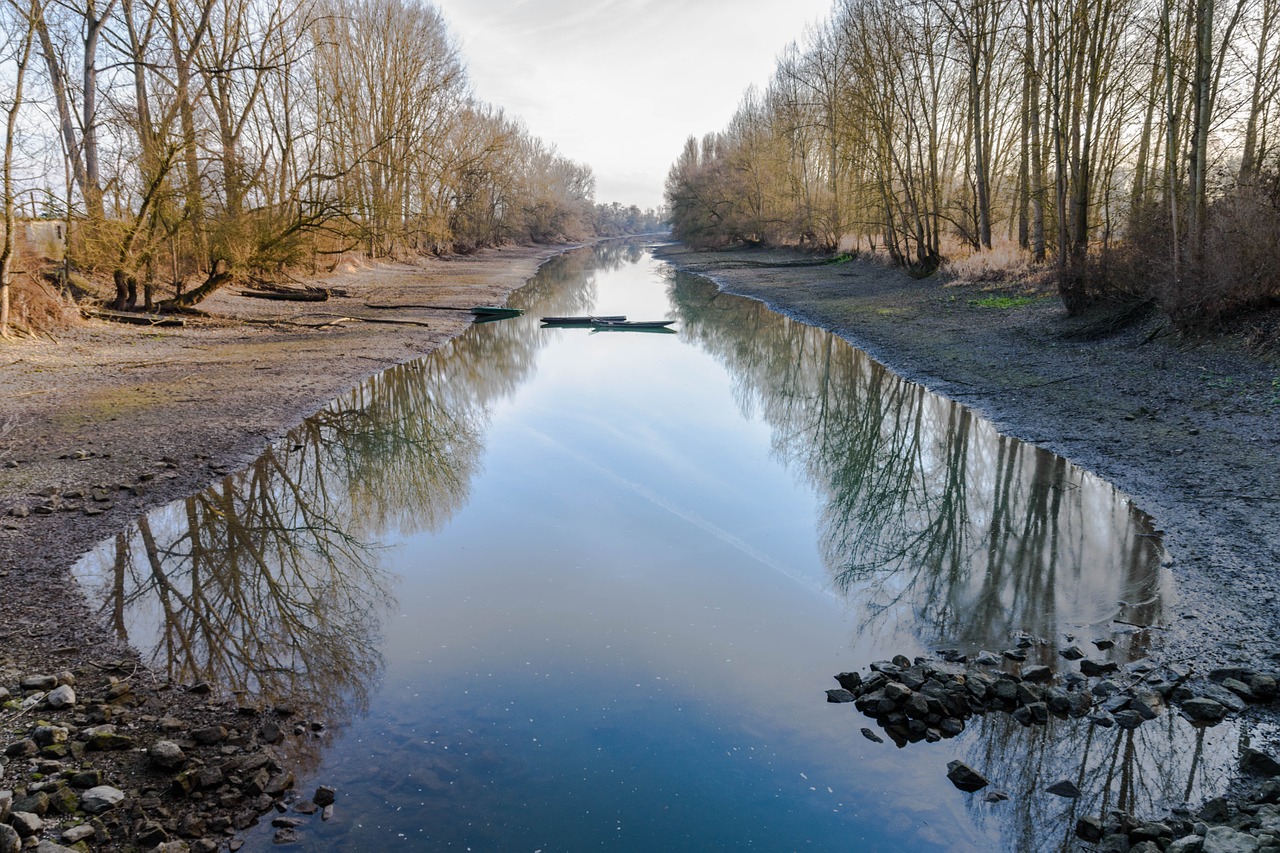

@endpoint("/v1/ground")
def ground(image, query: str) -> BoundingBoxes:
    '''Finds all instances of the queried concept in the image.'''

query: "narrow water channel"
[75,242,1242,851]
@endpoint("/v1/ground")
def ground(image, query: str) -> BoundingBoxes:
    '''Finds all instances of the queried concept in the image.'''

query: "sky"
[433,0,836,212]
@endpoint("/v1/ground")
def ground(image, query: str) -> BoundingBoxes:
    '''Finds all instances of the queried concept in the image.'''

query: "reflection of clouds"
[668,270,1167,654]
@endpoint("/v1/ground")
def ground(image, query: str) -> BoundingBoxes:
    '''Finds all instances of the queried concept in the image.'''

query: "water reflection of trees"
[76,242,643,734]
[669,270,1166,652]
[667,268,1220,852]
[966,710,1241,853]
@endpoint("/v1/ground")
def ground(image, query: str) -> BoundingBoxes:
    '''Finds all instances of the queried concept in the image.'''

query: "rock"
[1241,748,1280,777]
[1181,698,1228,723]
[1047,779,1082,798]
[0,824,17,853]
[1077,815,1105,842]
[135,822,167,847]
[1060,646,1086,660]
[313,786,336,807]
[12,792,49,816]
[86,730,135,751]
[1081,659,1120,676]
[31,726,68,747]
[149,740,187,771]
[69,770,103,789]
[1098,834,1133,853]
[1130,842,1161,853]
[1023,665,1052,682]
[860,728,884,744]
[1114,710,1145,729]
[1167,836,1205,853]
[835,671,863,692]
[60,825,95,844]
[9,811,42,837]
[0,790,9,821]
[826,689,857,703]
[939,717,965,737]
[44,685,75,710]
[1202,825,1262,853]
[265,772,295,797]
[79,785,125,814]
[982,790,1009,803]
[1251,674,1278,700]
[1131,694,1161,720]
[1201,797,1232,822]
[191,725,227,745]
[946,761,990,792]
[1002,649,1027,662]
[274,828,300,844]
[1094,638,1116,650]
[19,675,57,691]
[1222,678,1256,701]
[260,718,284,744]
[293,801,318,815]
[4,739,37,758]
[973,651,1002,666]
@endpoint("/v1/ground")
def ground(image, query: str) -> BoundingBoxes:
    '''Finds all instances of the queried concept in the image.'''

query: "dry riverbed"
[0,238,1278,851]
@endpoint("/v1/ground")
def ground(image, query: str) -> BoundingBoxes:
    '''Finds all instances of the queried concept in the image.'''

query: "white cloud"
[436,0,833,210]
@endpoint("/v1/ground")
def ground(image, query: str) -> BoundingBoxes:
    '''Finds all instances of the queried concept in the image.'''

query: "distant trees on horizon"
[665,0,1280,329]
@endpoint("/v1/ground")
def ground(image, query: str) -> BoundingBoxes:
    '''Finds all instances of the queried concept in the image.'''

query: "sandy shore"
[655,243,1280,673]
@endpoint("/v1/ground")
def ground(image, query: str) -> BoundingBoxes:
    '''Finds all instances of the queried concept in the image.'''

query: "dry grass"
[938,241,1059,298]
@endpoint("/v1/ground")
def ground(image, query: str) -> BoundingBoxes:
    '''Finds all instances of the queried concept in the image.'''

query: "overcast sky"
[433,0,835,212]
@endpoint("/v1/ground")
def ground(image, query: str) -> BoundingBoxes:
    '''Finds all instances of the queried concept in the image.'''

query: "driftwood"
[82,307,186,327]
[241,288,330,302]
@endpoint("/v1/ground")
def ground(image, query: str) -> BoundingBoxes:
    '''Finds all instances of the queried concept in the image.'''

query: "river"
[74,241,1241,851]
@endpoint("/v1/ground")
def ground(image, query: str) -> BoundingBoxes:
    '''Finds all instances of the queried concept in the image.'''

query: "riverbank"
[655,243,1280,674]
[0,243,576,851]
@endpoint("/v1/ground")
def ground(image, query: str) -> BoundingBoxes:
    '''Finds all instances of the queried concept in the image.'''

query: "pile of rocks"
[826,647,1280,748]
[0,663,332,851]
[827,647,1280,851]
[1072,792,1280,853]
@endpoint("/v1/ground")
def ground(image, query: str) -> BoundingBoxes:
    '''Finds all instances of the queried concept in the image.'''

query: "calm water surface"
[76,243,1245,851]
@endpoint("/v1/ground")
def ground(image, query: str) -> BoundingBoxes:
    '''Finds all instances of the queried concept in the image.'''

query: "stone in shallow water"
[946,760,989,792]
[860,728,883,744]
[1046,779,1081,798]
[825,689,856,704]
[1180,697,1228,723]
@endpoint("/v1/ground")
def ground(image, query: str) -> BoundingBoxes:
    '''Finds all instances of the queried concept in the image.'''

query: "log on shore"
[240,288,330,302]
[82,307,186,327]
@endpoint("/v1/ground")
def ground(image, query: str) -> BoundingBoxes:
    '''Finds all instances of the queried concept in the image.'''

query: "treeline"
[0,0,662,330]
[665,0,1280,328]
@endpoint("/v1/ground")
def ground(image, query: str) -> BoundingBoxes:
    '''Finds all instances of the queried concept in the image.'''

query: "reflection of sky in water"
[72,243,1251,851]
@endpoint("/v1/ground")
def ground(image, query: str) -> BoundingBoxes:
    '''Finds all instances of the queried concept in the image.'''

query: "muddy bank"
[0,243,576,850]
[655,243,1280,673]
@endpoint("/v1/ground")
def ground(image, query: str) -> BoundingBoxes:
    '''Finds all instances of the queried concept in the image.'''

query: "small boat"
[471,305,522,317]
[591,319,675,329]
[540,315,626,325]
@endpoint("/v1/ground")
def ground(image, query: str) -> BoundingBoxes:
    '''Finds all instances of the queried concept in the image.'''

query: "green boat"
[471,305,523,317]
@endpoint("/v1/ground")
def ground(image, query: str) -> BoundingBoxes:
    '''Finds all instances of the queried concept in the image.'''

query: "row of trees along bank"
[664,0,1280,331]
[0,0,664,337]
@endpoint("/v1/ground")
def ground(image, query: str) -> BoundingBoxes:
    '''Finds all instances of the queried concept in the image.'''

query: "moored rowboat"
[540,315,626,325]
